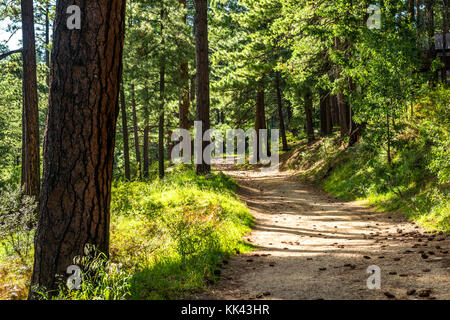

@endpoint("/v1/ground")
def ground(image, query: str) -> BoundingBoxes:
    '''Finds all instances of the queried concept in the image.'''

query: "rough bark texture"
[194,0,211,175]
[131,83,141,179]
[120,84,131,181]
[21,0,40,199]
[30,0,126,296]
[303,88,315,144]
[275,72,288,151]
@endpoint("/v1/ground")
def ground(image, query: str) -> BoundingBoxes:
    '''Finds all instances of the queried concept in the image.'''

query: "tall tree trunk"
[255,82,266,161]
[442,0,448,82]
[303,88,315,144]
[45,0,50,86]
[409,0,415,21]
[275,72,288,151]
[21,0,40,199]
[325,94,332,134]
[194,0,211,175]
[30,0,126,297]
[179,0,190,130]
[120,83,131,181]
[337,91,349,137]
[319,93,328,137]
[159,8,166,180]
[425,0,437,80]
[143,86,150,178]
[330,95,339,128]
[131,83,141,179]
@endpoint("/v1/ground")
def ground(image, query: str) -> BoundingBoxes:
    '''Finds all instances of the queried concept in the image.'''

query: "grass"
[0,164,253,300]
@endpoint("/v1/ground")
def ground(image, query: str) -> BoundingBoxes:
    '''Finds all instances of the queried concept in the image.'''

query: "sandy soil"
[192,163,450,300]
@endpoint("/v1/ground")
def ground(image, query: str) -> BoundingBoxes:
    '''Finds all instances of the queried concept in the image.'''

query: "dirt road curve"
[192,164,450,300]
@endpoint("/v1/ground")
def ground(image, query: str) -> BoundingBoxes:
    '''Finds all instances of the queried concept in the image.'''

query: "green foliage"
[109,166,253,299]
[0,187,37,263]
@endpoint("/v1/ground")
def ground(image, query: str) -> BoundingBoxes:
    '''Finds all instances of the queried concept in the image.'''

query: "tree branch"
[0,49,22,61]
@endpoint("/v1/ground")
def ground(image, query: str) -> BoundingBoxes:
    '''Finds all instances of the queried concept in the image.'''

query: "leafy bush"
[0,187,37,262]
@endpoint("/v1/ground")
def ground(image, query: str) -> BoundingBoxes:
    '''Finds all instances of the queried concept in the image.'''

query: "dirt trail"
[193,164,450,300]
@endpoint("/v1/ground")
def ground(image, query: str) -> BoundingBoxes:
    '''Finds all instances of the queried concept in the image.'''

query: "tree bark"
[303,88,315,144]
[29,0,126,297]
[120,83,131,181]
[21,0,40,199]
[194,0,211,175]
[131,83,141,179]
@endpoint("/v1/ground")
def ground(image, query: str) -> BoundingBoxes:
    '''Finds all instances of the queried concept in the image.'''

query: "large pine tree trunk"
[275,72,288,151]
[194,0,211,175]
[30,0,126,296]
[131,83,141,179]
[21,0,40,199]
[120,83,131,181]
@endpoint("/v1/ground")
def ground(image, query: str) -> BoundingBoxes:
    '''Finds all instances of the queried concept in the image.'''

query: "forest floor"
[191,161,450,300]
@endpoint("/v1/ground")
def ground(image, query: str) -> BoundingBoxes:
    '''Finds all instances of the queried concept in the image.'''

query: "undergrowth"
[283,85,449,233]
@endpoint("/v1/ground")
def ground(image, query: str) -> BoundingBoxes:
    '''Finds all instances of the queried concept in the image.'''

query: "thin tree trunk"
[325,94,332,134]
[45,0,50,86]
[194,0,211,175]
[426,0,437,80]
[21,0,40,199]
[275,72,288,151]
[255,82,266,161]
[159,8,166,180]
[337,91,349,137]
[131,83,141,179]
[319,93,327,137]
[442,0,448,82]
[303,88,315,144]
[179,0,190,130]
[409,0,415,21]
[120,83,131,181]
[143,85,150,178]
[29,0,126,297]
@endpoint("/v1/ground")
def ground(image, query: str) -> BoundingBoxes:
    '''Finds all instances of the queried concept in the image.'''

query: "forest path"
[192,162,450,300]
